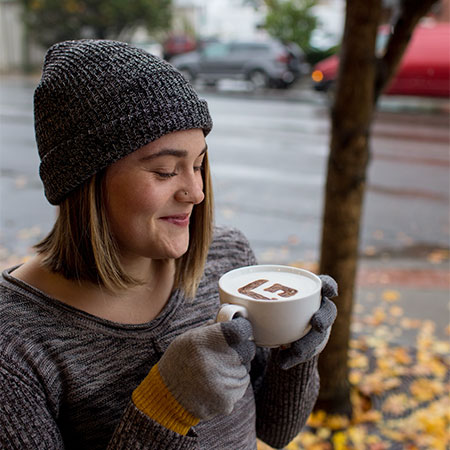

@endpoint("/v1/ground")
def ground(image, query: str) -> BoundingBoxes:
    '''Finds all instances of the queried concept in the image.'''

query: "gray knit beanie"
[34,39,213,205]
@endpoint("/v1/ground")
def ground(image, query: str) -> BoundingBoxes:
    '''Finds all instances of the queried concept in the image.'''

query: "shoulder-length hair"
[35,153,214,299]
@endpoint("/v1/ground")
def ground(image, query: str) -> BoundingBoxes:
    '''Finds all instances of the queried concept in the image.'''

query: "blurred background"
[0,0,448,265]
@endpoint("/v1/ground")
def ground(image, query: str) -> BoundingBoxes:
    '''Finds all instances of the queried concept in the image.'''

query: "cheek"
[106,175,154,226]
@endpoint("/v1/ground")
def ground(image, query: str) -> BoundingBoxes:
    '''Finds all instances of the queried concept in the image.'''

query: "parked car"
[170,39,306,89]
[163,34,197,61]
[311,22,450,97]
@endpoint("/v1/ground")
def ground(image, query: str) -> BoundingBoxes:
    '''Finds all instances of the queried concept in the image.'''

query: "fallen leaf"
[410,378,444,402]
[382,393,416,415]
[382,290,400,302]
[363,245,377,256]
[14,175,28,189]
[426,248,449,264]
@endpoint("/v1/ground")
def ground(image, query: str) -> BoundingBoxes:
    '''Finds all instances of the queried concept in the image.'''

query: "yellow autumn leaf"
[316,427,332,440]
[257,440,275,450]
[325,414,350,430]
[410,378,444,402]
[389,305,403,317]
[433,340,450,355]
[400,317,422,329]
[371,307,386,325]
[307,410,327,428]
[425,358,448,378]
[14,175,28,189]
[363,245,377,256]
[349,353,368,369]
[392,347,413,365]
[382,393,416,415]
[356,409,382,424]
[331,431,347,450]
[426,248,449,263]
[382,290,401,302]
[349,370,363,385]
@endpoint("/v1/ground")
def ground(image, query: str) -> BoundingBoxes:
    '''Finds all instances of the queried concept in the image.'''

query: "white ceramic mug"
[216,265,322,348]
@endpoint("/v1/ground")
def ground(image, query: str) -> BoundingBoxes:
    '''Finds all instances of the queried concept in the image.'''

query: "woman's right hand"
[132,317,256,433]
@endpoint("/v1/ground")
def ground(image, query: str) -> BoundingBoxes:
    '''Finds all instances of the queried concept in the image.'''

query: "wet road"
[207,90,449,265]
[0,77,449,266]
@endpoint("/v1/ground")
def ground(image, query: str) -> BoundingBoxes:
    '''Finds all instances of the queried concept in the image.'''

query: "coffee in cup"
[216,265,322,347]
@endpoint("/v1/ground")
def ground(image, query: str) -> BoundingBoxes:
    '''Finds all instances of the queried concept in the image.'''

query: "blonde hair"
[35,153,214,298]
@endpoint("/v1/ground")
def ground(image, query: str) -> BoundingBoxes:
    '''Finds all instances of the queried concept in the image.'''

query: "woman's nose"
[176,173,204,204]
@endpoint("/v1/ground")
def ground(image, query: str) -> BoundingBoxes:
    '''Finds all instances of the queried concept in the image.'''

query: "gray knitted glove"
[277,275,338,370]
[158,317,256,421]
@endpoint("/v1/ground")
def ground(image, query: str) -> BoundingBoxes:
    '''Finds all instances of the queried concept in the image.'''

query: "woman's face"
[104,129,206,263]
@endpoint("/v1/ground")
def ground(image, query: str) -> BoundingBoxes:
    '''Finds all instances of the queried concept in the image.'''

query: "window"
[203,43,229,59]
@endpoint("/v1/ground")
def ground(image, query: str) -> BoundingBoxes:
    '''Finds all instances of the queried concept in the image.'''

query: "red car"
[163,34,197,61]
[311,22,450,97]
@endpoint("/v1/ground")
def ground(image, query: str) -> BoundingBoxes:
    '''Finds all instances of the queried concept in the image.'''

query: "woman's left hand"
[277,275,338,370]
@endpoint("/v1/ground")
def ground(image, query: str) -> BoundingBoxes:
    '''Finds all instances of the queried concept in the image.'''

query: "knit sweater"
[0,226,319,450]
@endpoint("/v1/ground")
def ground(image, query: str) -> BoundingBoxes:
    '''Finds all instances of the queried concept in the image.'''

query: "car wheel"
[248,70,269,89]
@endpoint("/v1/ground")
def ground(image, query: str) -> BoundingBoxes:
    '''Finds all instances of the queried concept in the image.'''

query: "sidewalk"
[258,256,449,450]
[356,257,449,343]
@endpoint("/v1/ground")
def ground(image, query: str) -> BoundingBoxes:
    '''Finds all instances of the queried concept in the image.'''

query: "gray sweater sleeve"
[0,359,197,450]
[108,403,197,450]
[254,353,319,448]
[0,362,64,449]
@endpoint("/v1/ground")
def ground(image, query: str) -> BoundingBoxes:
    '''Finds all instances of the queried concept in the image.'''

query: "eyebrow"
[139,144,208,162]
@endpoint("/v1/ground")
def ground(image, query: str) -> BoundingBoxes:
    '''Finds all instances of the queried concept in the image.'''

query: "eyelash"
[154,165,203,179]
[155,171,176,179]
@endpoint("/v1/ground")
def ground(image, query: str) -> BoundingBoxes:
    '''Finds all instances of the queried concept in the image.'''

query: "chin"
[162,242,190,260]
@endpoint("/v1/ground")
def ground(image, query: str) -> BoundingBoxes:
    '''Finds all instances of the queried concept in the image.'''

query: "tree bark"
[316,0,440,415]
[316,0,382,415]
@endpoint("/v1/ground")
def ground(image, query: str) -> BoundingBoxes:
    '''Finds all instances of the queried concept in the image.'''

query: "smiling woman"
[104,130,207,268]
[0,39,336,450]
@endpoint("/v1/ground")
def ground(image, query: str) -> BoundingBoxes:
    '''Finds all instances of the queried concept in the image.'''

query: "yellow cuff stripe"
[132,364,200,435]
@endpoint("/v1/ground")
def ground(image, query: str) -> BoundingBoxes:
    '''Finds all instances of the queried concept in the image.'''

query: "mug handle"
[216,303,248,323]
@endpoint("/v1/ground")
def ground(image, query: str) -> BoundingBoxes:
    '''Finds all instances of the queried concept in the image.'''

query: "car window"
[203,43,229,59]
[230,43,270,54]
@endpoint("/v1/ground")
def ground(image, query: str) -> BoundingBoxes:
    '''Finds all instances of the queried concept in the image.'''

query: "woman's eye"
[194,165,203,172]
[154,171,177,179]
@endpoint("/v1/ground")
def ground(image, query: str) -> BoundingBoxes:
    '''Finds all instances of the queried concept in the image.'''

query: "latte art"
[238,279,298,300]
[226,270,318,301]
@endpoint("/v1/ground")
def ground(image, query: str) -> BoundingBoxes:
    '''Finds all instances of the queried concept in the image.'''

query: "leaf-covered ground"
[258,285,449,450]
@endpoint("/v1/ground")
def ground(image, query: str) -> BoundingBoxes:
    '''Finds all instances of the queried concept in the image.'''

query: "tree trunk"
[316,0,382,415]
[316,0,440,415]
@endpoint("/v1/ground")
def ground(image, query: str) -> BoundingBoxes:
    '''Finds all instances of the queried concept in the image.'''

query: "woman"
[0,40,337,449]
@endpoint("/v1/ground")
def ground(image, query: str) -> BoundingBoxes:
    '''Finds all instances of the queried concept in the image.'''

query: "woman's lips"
[160,214,190,227]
